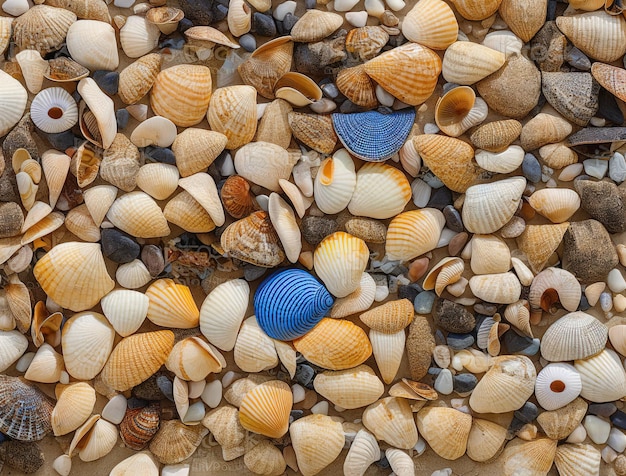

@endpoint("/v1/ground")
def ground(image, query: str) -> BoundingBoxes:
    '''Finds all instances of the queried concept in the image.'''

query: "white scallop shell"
[482,30,523,58]
[116,259,152,289]
[330,272,376,318]
[62,312,115,380]
[314,149,356,215]
[100,289,149,337]
[30,87,79,133]
[343,429,380,476]
[540,311,607,362]
[385,448,414,476]
[66,20,119,71]
[574,349,626,403]
[233,316,278,373]
[0,330,28,372]
[136,163,179,201]
[120,16,160,58]
[535,363,582,411]
[0,69,28,136]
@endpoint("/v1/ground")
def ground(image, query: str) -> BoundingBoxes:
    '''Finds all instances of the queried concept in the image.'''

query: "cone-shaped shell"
[238,36,293,99]
[336,64,377,109]
[451,0,502,20]
[145,279,199,329]
[348,162,411,219]
[575,349,626,402]
[0,375,54,441]
[0,330,28,372]
[149,420,207,465]
[200,279,249,351]
[469,272,522,304]
[466,418,507,462]
[106,192,170,239]
[330,272,376,319]
[313,149,356,215]
[118,53,162,105]
[201,405,245,453]
[462,177,526,234]
[51,382,96,436]
[528,188,580,224]
[359,299,414,333]
[234,316,278,373]
[239,380,292,438]
[556,12,626,62]
[101,289,148,337]
[313,365,384,409]
[385,208,445,261]
[66,20,118,71]
[470,119,522,153]
[171,128,228,178]
[150,65,212,127]
[542,72,599,127]
[207,85,257,150]
[13,5,76,55]
[499,0,548,42]
[21,212,64,246]
[516,223,569,274]
[469,355,537,413]
[41,149,71,209]
[520,112,572,151]
[0,70,28,137]
[234,141,297,192]
[592,61,626,107]
[77,78,116,149]
[290,10,343,42]
[290,414,345,476]
[100,330,175,392]
[363,42,442,106]
[166,336,224,381]
[314,231,369,298]
[402,0,458,49]
[293,318,372,370]
[413,134,479,193]
[502,438,557,476]
[528,267,581,313]
[33,242,114,312]
[268,193,301,263]
[442,42,505,85]
[416,407,472,460]
[554,444,601,476]
[288,112,337,155]
[371,330,406,385]
[362,397,418,449]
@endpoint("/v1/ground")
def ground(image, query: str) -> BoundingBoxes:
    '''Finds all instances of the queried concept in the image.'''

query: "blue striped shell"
[254,268,334,341]
[332,109,416,162]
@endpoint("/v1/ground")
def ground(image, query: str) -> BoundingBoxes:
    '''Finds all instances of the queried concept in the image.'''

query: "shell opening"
[540,288,559,313]
[549,380,565,393]
[319,158,335,186]
[48,107,63,119]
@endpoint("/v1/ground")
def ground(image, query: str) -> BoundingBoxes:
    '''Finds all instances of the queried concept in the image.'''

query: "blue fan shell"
[332,109,416,162]
[254,268,335,341]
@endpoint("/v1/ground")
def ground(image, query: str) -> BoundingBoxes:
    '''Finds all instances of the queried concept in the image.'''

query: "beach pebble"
[446,333,474,350]
[310,98,337,114]
[609,428,626,453]
[292,384,306,404]
[589,403,617,417]
[411,178,432,208]
[414,291,436,314]
[515,402,538,423]
[93,70,119,96]
[434,368,454,395]
[431,468,453,476]
[443,205,464,232]
[182,401,205,423]
[0,441,45,474]
[188,380,205,399]
[239,34,256,52]
[3,0,29,15]
[610,152,626,183]
[558,163,584,181]
[301,216,337,245]
[433,345,451,369]
[583,158,608,179]
[423,123,440,134]
[15,352,35,373]
[282,13,299,32]
[334,0,359,11]
[346,11,368,27]
[609,269,626,293]
[602,445,618,464]
[102,394,127,424]
[311,400,329,415]
[273,1,296,20]
[201,380,222,408]
[52,454,72,476]
[584,415,611,444]
[566,424,586,443]
[116,108,129,130]
[295,364,315,387]
[386,0,405,11]
[364,0,385,16]
[522,153,542,183]
[453,373,477,394]
[433,298,476,333]
[162,464,190,476]
[101,228,140,263]
[576,179,626,233]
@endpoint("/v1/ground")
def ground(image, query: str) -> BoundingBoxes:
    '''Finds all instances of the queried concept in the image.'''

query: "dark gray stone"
[432,299,476,333]
[453,373,478,393]
[514,402,538,423]
[446,333,474,350]
[101,228,140,264]
[522,153,542,182]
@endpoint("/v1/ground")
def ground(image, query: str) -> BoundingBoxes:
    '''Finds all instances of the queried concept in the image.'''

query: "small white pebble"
[546,178,557,188]
[202,380,223,408]
[219,153,235,177]
[436,228,458,248]
[52,454,72,476]
[434,369,454,395]
[311,401,329,415]
[113,0,134,7]
[584,415,611,444]
[600,291,613,313]
[423,123,440,134]
[610,151,626,183]
[376,85,395,107]
[345,11,368,27]
[450,398,466,409]
[608,269,626,293]
[59,371,70,385]
[256,194,269,211]
[374,285,389,302]
[431,469,453,476]
[334,405,346,412]
[15,352,35,373]
[602,445,618,464]
[256,103,268,121]
[334,0,359,11]
[365,0,385,17]
[102,394,127,425]
[566,424,587,443]
[292,384,306,404]
[273,0,296,20]
[609,428,626,453]
[222,371,240,388]
[414,438,427,456]
[188,380,206,399]
[162,463,190,476]
[590,116,607,127]
[386,0,405,11]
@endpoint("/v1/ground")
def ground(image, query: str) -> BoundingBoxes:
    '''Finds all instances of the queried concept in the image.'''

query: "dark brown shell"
[119,403,161,450]
[0,376,54,441]
[220,175,259,219]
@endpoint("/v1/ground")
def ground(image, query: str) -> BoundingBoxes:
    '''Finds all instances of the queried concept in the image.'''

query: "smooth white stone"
[59,371,70,385]
[114,0,135,7]
[411,178,431,208]
[431,469,453,476]
[583,158,608,179]
[311,401,329,415]
[182,401,206,424]
[450,398,466,410]
[390,153,400,163]
[220,153,235,177]
[365,0,385,16]
[188,380,206,399]
[436,228,457,248]
[292,384,306,404]
[334,0,359,11]
[273,1,296,20]
[423,123,440,134]
[132,2,151,13]
[386,0,405,11]
[310,98,337,114]
[614,294,626,313]
[608,269,626,293]
[2,0,29,16]
[610,152,626,183]
[566,424,587,443]
[257,103,268,121]
[126,104,148,122]
[375,85,395,107]
[162,464,190,476]
[346,11,368,27]
[434,369,454,395]
[15,352,35,372]
[590,117,606,127]
[558,163,584,182]
[602,445,618,464]
[609,428,626,453]
[601,292,613,313]
[52,454,72,476]
[102,394,127,425]
[414,438,427,456]
[222,371,240,388]
[584,415,611,444]
[256,194,269,211]
[374,285,389,302]
[545,178,557,188]
[202,380,223,408]
[334,405,346,412]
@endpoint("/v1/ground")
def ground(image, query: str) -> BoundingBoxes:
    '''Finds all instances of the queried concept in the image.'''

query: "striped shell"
[254,268,334,341]
[313,365,384,409]
[239,380,292,438]
[575,349,626,403]
[145,279,199,329]
[290,414,345,476]
[0,69,28,137]
[359,299,414,333]
[385,208,445,261]
[402,0,458,49]
[314,149,356,215]
[0,375,54,441]
[120,404,160,450]
[540,311,607,362]
[348,162,411,219]
[535,363,582,411]
[13,5,76,55]
[207,85,257,150]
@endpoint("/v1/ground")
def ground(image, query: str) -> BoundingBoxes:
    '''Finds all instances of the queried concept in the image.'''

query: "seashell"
[151,65,212,127]
[568,0,605,9]
[51,382,96,439]
[535,363,582,411]
[330,272,376,319]
[541,72,599,127]
[0,69,28,137]
[255,99,292,149]
[221,175,259,219]
[106,192,170,239]
[44,57,89,82]
[450,0,502,20]
[344,429,380,476]
[149,419,208,465]
[528,267,581,314]
[20,212,64,245]
[609,325,626,356]
[385,208,445,261]
[334,110,416,163]
[434,87,487,138]
[166,336,224,381]
[113,259,149,289]
[0,375,54,441]
[13,5,76,55]
[244,440,286,476]
[541,311,607,362]
[314,231,369,298]
[345,26,389,61]
[100,330,174,392]
[184,26,240,48]
[234,141,297,192]
[234,316,278,373]
[516,223,569,274]
[288,112,337,155]
[336,64,377,109]
[470,234,511,275]
[536,397,587,441]
[118,53,162,105]
[469,355,537,414]
[172,129,228,179]
[466,418,507,463]
[101,289,148,337]
[4,275,31,333]
[475,145,524,174]
[145,6,184,35]
[348,162,411,219]
[65,204,100,242]
[30,302,63,348]
[416,407,472,461]
[16,172,39,211]
[502,438,557,476]
[399,138,422,177]
[119,403,160,451]
[462,177,526,234]
[469,272,521,304]
[470,119,522,153]
[136,163,179,201]
[499,0,548,42]
[362,397,418,449]
[33,242,114,312]
[239,380,292,438]
[30,87,78,135]
[119,15,160,58]
[100,133,141,192]
[109,452,159,476]
[313,149,356,214]
[44,0,109,21]
[290,10,343,42]
[16,50,48,94]
[527,188,580,224]
[0,17,11,56]
[402,0,458,49]
[207,85,257,150]
[145,279,199,329]
[592,62,626,116]
[413,134,479,193]
[220,211,285,267]
[556,12,626,62]
[0,237,23,269]
[313,365,384,409]
[504,300,533,337]
[275,72,323,108]
[0,330,28,372]
[81,185,116,228]
[227,0,251,37]
[359,299,414,333]
[68,142,99,189]
[40,149,70,210]
[290,414,345,476]
[520,111,573,151]
[575,349,626,402]
[293,318,372,370]
[77,78,116,149]
[442,42,505,86]
[202,405,246,456]
[554,444,601,476]
[129,116,177,149]
[178,173,225,227]
[238,36,293,99]
[279,178,313,219]
[423,257,465,295]
[200,279,249,352]
[363,42,442,106]
[66,20,118,71]
[369,329,405,384]
[268,193,301,263]
[537,142,578,169]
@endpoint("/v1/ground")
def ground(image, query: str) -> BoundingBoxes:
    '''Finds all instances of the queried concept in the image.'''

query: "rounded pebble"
[101,228,141,264]
[453,373,477,394]
[446,333,475,350]
[584,415,611,444]
[239,33,257,52]
[434,368,454,395]
[414,291,436,314]
[102,394,127,425]
[201,380,223,408]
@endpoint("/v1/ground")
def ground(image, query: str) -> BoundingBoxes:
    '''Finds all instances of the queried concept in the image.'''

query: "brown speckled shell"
[120,403,161,450]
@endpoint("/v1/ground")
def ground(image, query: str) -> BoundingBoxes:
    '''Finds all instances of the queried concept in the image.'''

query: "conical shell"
[239,380,292,438]
[535,363,582,411]
[313,149,356,215]
[362,397,418,449]
[348,163,411,220]
[442,42,506,85]
[289,112,337,155]
[330,272,376,319]
[504,300,533,337]
[238,36,293,99]
[171,129,228,178]
[101,289,149,337]
[516,223,569,273]
[575,348,626,402]
[66,20,119,71]
[244,440,286,476]
[119,403,160,451]
[359,299,414,333]
[151,65,212,127]
[100,330,175,392]
[469,272,521,304]
[470,235,511,275]
[0,375,54,441]
[423,257,466,295]
[290,414,345,476]
[77,78,116,149]
[164,191,216,233]
[554,444,601,476]
[106,192,170,239]
[416,407,472,460]
[470,119,522,153]
[402,0,458,49]
[149,420,208,465]
[556,11,626,62]
[0,330,28,372]
[166,336,224,381]
[520,112,572,151]
[41,149,71,210]
[234,316,278,373]
[290,10,343,42]
[370,329,405,384]
[110,452,159,476]
[466,418,507,462]
[207,85,257,150]
[24,343,63,383]
[313,365,384,409]
[255,99,292,149]
[344,429,380,476]
[100,133,141,192]
[385,208,445,261]
[528,267,582,313]
[502,438,557,476]
[234,141,297,192]
[528,188,580,223]
[0,70,28,137]
[13,5,76,55]
[44,56,89,82]
[499,0,548,42]
[118,53,162,105]
[145,279,199,329]
[220,175,259,219]
[51,382,96,436]
[200,279,249,352]
[33,242,114,312]
[451,0,502,20]
[336,64,377,109]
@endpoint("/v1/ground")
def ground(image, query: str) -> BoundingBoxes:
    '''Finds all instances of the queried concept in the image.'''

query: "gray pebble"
[321,83,340,99]
[239,33,257,52]
[443,205,464,232]
[453,373,478,394]
[282,12,299,32]
[388,275,398,294]
[522,153,542,183]
[514,401,538,423]
[446,333,475,350]
[305,0,316,8]
[301,216,337,245]
[157,375,174,401]
[414,291,436,314]
[295,364,315,387]
[565,46,591,71]
[398,284,420,302]
[610,152,626,184]
[589,403,617,418]
[422,171,446,189]
[432,298,476,333]
[243,264,267,282]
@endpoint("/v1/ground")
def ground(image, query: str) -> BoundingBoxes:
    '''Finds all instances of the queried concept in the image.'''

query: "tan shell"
[423,257,465,295]
[556,11,626,62]
[275,72,323,107]
[288,112,337,155]
[450,0,502,20]
[442,42,506,85]
[207,85,257,150]
[469,272,521,304]
[238,36,293,99]
[178,173,225,226]
[528,267,581,313]
[504,300,533,337]
[592,62,626,104]
[330,272,376,319]
[118,53,162,105]
[290,10,343,42]
[470,234,511,275]
[520,111,573,151]
[470,119,522,153]
[255,99,292,149]
[145,278,199,329]
[336,64,377,109]
[100,133,141,192]
[51,382,96,436]
[528,188,580,223]
[13,5,76,55]
[359,299,414,333]
[370,330,406,385]
[220,175,259,219]
[502,438,557,476]
[541,311,607,362]
[516,222,569,273]
[201,405,245,454]
[136,163,179,201]
[165,336,224,381]
[416,407,472,460]
[434,86,488,138]
[78,78,116,149]
[345,26,389,61]
[234,316,278,373]
[184,26,240,48]
[65,204,100,242]
[0,17,12,56]
[466,418,507,462]
[402,0,458,50]
[164,192,216,233]
[41,149,71,210]
[106,192,170,239]
[554,444,601,476]
[499,0,548,42]
[239,380,292,438]
[244,440,286,476]
[149,420,208,465]
[385,208,445,262]
[313,365,384,410]
[362,397,418,449]
[234,141,296,192]
[536,397,587,440]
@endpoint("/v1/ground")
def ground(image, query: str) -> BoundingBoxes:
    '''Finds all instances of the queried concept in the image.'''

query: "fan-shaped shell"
[0,69,28,137]
[256,98,292,149]
[30,87,78,134]
[416,407,472,460]
[16,49,48,94]
[528,188,581,223]
[24,342,63,383]
[13,5,76,55]
[66,20,118,71]
[535,363,582,411]
[244,440,286,476]
[200,279,249,352]
[234,141,297,192]
[136,163,179,201]
[609,325,626,356]
[290,10,343,42]
[288,112,337,155]
[51,382,96,436]
[575,349,626,402]
[516,223,569,274]
[101,289,149,338]
[541,311,607,362]
[313,149,356,215]
[442,41,506,85]
[330,272,376,319]
[0,17,11,56]
[238,36,293,99]
[171,129,227,178]
[145,278,199,329]
[348,162,411,219]
[466,418,507,462]
[344,429,380,476]
[469,272,521,304]
[402,0,458,49]
[313,365,384,409]
[0,330,28,372]
[118,53,162,105]
[290,414,345,476]
[166,336,224,381]
[434,86,486,138]
[239,380,292,438]
[233,315,277,373]
[220,175,259,219]
[470,119,522,152]
[207,85,257,150]
[362,397,418,449]
[178,173,225,227]
[149,420,208,465]
[556,11,626,62]
[359,299,414,333]
[385,208,445,261]
[336,64,378,109]
[45,0,110,21]
[528,267,582,313]
[470,234,511,275]
[0,375,54,441]
[451,0,502,20]
[502,438,557,476]
[554,443,601,476]
[499,0,548,42]
[520,112,573,151]
[106,192,170,239]
[119,15,160,58]
[109,452,159,476]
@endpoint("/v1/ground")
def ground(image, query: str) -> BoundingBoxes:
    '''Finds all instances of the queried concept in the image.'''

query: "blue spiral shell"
[254,268,335,341]
[332,109,416,162]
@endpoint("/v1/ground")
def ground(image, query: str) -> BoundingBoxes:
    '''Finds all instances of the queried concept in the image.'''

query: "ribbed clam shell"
[288,112,337,155]
[256,98,292,149]
[239,380,292,438]
[423,257,465,295]
[33,242,114,312]
[66,20,118,71]
[30,87,78,134]
[119,15,160,58]
[178,173,225,227]
[0,375,54,441]
[416,407,472,461]
[332,109,416,162]
[149,420,207,465]
[442,41,505,85]
[535,363,582,411]
[528,267,581,313]
[268,193,301,263]
[64,204,100,242]
[116,260,151,289]
[362,397,418,449]
[499,0,547,42]
[466,418,507,463]
[227,0,251,37]
[200,279,249,352]
[290,414,345,476]
[345,26,389,62]
[13,5,76,55]
[0,69,28,137]
[166,336,224,381]
[469,355,537,414]
[202,405,246,452]
[0,330,28,372]
[541,311,607,362]
[244,440,285,476]
[475,145,524,174]
[313,365,384,409]
[101,289,149,337]
[120,404,160,450]
[528,188,580,223]
[554,444,601,476]
[106,192,170,239]
[538,142,579,169]
[336,64,377,109]
[234,315,278,373]
[592,62,626,108]
[370,329,405,384]
[290,10,343,42]
[610,325,626,356]
[330,272,376,318]
[51,382,95,436]
[145,279,199,329]
[164,191,216,233]
[516,223,569,273]
[469,272,521,304]
[16,49,48,94]
[171,128,228,178]
[151,65,212,127]
[343,429,380,476]
[45,0,110,21]
[118,53,162,105]
[234,141,297,192]
[576,349,626,402]
[220,175,259,219]
[101,330,174,392]
[21,212,64,245]
[136,163,179,201]
[462,177,526,234]
[451,0,502,20]
[359,299,413,333]
[254,268,333,341]
[470,119,522,152]
[207,85,257,149]
[348,162,411,219]
[482,29,523,58]
[385,208,445,262]
[470,234,511,275]
[313,148,356,215]
[314,231,369,298]
[556,11,626,62]
[520,112,572,151]
[293,318,372,370]
[24,342,63,383]
[237,36,293,99]
[41,149,71,210]
[0,17,11,56]
[100,133,141,192]
[502,438,557,476]
[363,42,442,106]
[402,0,458,49]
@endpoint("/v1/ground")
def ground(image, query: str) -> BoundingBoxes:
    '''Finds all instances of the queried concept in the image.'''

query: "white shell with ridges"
[314,149,356,215]
[575,349,626,403]
[535,363,582,411]
[30,87,78,134]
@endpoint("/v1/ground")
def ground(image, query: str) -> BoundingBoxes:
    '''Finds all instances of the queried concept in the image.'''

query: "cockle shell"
[541,311,607,362]
[359,299,414,333]
[220,175,259,219]
[41,149,71,209]
[609,325,626,356]
[145,279,199,329]
[178,173,225,227]
[119,15,160,58]
[556,11,626,62]
[289,112,337,155]
[44,0,109,21]
[470,119,522,152]
[290,10,343,42]
[66,20,119,71]
[256,99,292,149]
[499,0,548,42]
[106,192,170,239]
[268,193,301,263]
[469,272,521,304]
[575,349,626,402]
[348,162,411,219]
[528,267,581,313]
[0,375,54,441]
[554,444,601,476]
[470,234,511,275]
[516,223,569,273]
[118,53,162,105]
[520,111,573,151]
[502,438,557,476]
[119,403,160,451]
[166,336,225,381]
[314,148,356,215]
[0,330,28,372]
[402,0,458,49]
[13,5,76,55]
[336,64,377,109]
[201,405,246,457]
[535,363,582,411]
[136,163,179,201]
[423,257,465,294]
[51,382,96,436]
[116,260,152,290]
[149,420,207,465]
[234,141,297,192]
[313,365,384,409]
[289,414,345,476]
[24,342,63,383]
[451,0,502,20]
[101,289,148,337]
[238,36,293,99]
[442,42,506,85]
[0,70,28,137]
[4,274,31,333]
[234,316,278,373]
[239,380,292,438]
[109,452,159,476]
[200,279,249,352]
[343,429,380,476]
[207,85,257,150]
[244,440,286,476]
[385,208,445,261]
[528,188,580,223]
[416,407,472,460]
[466,418,507,463]
[362,397,418,449]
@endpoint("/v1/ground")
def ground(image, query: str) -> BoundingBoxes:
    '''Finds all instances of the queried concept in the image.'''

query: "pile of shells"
[4,0,626,475]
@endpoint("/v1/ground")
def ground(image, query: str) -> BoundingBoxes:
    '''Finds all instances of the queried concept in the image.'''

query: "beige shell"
[541,311,607,362]
[149,420,208,465]
[330,272,376,319]
[450,0,502,20]
[385,448,414,476]
[289,414,345,476]
[166,336,224,381]
[129,116,177,148]
[100,133,141,192]
[77,78,116,149]
[435,87,488,138]
[41,149,71,210]
[145,6,184,35]
[288,112,337,155]
[0,330,28,373]
[136,163,179,201]
[402,0,458,49]
[119,15,160,58]
[66,20,119,71]
[470,119,522,152]
[118,53,162,105]
[255,99,292,149]
[145,279,199,329]
[81,185,116,228]
[109,452,159,476]
[516,223,569,274]
[244,440,286,476]
[528,267,581,313]
[359,298,414,333]
[16,50,48,94]
[470,234,511,275]
[13,5,76,55]
[539,142,579,169]
[178,173,225,227]
[466,418,507,462]
[200,279,249,352]
[64,204,99,242]
[362,397,418,449]
[275,72,323,107]
[164,192,215,233]
[202,405,246,455]
[0,17,12,56]
[556,11,626,62]
[385,208,445,261]
[21,212,65,246]
[554,444,601,476]
[343,429,380,476]
[268,192,301,263]
[536,397,587,440]
[313,149,356,215]
[51,382,96,436]
[290,10,343,42]
[474,145,524,174]
[227,0,251,37]
[279,178,313,218]
[528,188,581,223]
[442,41,506,85]
[238,36,293,99]
[499,0,548,42]
[369,329,405,384]
[336,64,378,109]
[239,380,292,438]
[184,26,240,48]
[100,289,149,337]
[502,438,557,476]
[520,111,573,151]
[504,300,533,337]
[115,260,151,290]
[609,324,626,356]
[234,316,278,373]
[348,163,411,220]
[416,407,472,460]
[592,62,626,105]
[313,365,384,409]
[106,192,170,239]
[207,85,257,150]
[423,257,465,295]
[0,70,27,138]
[575,349,626,402]
[234,141,296,192]
[469,272,521,304]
